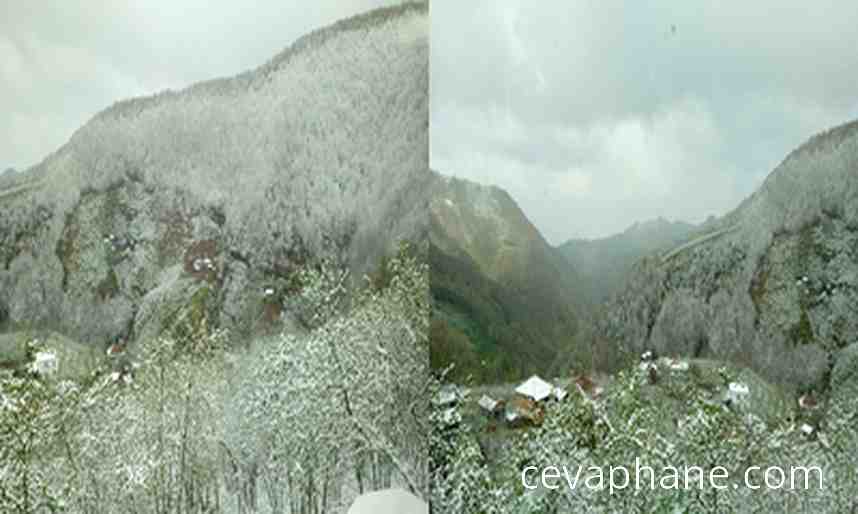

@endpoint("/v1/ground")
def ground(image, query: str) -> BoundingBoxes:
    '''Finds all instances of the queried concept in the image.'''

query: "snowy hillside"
[0,4,431,514]
[0,2,430,346]
[597,120,858,393]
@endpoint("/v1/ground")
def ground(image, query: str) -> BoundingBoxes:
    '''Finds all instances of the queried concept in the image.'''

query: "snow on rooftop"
[515,375,554,402]
[435,385,460,406]
[478,394,498,412]
[725,382,750,404]
[347,489,427,514]
[35,351,55,362]
[639,361,657,372]
[32,351,58,375]
[728,382,749,395]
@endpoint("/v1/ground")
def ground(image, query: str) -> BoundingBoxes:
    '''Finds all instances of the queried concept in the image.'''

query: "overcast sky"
[430,1,858,243]
[1,0,397,172]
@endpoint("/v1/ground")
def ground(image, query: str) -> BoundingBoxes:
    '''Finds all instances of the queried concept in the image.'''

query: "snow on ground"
[347,489,427,514]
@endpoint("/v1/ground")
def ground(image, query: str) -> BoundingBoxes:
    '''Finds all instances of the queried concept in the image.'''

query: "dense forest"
[1,249,431,513]
[428,175,581,384]
[1,3,431,513]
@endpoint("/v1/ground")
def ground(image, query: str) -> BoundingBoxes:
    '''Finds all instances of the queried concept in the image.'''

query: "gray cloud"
[431,0,858,242]
[1,0,398,171]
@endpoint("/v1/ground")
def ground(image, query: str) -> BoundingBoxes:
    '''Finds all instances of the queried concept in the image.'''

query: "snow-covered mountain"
[0,2,429,348]
[596,119,858,393]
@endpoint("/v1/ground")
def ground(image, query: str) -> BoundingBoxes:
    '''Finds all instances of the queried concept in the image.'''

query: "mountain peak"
[623,216,692,236]
[430,173,581,382]
[557,216,696,306]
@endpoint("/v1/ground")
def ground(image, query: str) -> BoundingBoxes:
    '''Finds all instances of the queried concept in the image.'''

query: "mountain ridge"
[594,118,858,394]
[429,173,582,382]
[0,2,429,350]
[558,217,697,305]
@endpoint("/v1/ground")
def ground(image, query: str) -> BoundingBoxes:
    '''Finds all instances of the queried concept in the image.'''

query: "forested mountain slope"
[596,120,858,395]
[558,217,696,305]
[0,2,430,349]
[429,173,582,382]
[0,4,431,513]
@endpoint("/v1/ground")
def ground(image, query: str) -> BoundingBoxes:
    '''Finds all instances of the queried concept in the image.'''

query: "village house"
[31,351,58,376]
[110,362,135,386]
[504,375,560,428]
[514,375,554,403]
[106,340,125,357]
[183,239,219,282]
[504,407,519,426]
[574,374,603,398]
[435,384,464,407]
[638,350,663,376]
[725,382,750,406]
[193,257,216,272]
[478,394,504,419]
[798,393,818,410]
[575,374,594,395]
[505,396,543,427]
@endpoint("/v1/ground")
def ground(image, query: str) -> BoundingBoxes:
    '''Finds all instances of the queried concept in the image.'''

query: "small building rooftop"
[515,375,554,402]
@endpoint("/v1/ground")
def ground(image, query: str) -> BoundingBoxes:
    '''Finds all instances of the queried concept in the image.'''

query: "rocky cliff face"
[429,173,581,381]
[596,120,858,394]
[0,2,429,352]
[430,175,564,285]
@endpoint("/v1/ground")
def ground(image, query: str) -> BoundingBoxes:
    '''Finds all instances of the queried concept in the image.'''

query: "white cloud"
[0,0,398,170]
[552,169,592,196]
[431,0,858,242]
